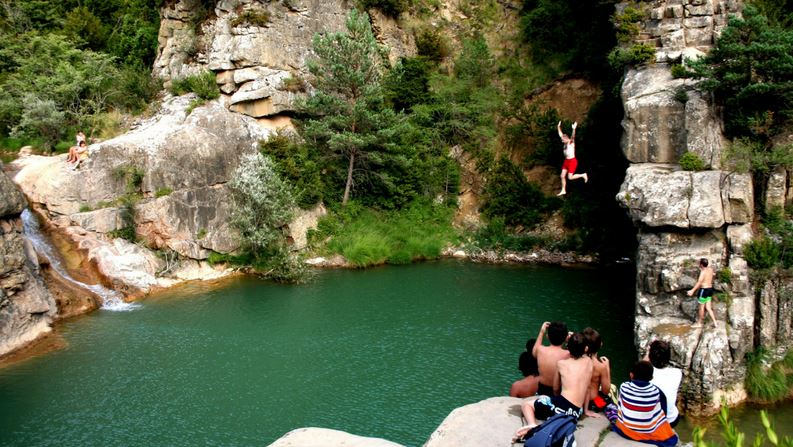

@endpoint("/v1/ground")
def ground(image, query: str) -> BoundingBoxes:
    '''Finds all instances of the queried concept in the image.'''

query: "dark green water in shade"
[11,259,777,447]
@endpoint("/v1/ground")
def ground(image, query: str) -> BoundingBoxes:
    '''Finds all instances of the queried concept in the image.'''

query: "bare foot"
[691,322,703,328]
[583,173,589,183]
[585,410,602,418]
[512,424,538,443]
[557,191,566,196]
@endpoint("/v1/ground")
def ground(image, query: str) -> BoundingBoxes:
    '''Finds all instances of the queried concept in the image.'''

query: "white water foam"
[21,209,140,312]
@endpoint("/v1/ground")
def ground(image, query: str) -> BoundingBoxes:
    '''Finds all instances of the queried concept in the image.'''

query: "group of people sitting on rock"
[65,131,88,169]
[511,321,682,446]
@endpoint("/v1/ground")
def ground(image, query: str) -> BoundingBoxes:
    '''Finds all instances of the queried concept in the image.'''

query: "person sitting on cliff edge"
[512,332,593,442]
[556,120,588,196]
[533,321,571,397]
[687,258,718,328]
[511,338,541,398]
[582,327,612,417]
[644,340,682,428]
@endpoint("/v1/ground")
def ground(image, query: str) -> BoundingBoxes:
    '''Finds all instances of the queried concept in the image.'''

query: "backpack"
[522,413,577,447]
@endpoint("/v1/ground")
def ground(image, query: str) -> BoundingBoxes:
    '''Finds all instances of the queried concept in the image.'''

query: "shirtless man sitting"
[687,258,718,328]
[532,321,570,396]
[582,327,611,417]
[514,332,593,440]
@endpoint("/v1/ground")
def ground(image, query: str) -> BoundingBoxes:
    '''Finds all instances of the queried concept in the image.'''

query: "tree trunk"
[342,151,355,206]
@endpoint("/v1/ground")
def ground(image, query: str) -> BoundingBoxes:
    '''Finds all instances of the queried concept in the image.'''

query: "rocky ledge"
[267,397,645,447]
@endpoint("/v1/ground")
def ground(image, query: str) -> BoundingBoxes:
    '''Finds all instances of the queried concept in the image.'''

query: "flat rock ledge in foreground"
[267,397,646,447]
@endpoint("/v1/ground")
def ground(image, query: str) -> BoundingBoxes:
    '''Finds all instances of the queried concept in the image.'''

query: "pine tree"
[299,9,406,206]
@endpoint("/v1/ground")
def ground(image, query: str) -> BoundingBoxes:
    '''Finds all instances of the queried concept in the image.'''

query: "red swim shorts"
[562,158,578,174]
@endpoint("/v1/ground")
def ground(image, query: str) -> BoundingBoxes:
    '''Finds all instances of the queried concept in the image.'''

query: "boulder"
[0,163,26,217]
[268,428,403,447]
[423,396,642,447]
[617,165,753,229]
[287,204,327,251]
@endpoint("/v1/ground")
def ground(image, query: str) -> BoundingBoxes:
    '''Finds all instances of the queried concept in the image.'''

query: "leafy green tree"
[300,9,403,206]
[690,6,793,140]
[62,6,108,50]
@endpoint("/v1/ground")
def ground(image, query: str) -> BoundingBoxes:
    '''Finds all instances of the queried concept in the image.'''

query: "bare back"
[557,356,593,408]
[699,267,714,288]
[536,345,570,387]
[588,356,611,401]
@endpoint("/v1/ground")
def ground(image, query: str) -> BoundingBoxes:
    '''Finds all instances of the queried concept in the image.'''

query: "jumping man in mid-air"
[557,121,588,196]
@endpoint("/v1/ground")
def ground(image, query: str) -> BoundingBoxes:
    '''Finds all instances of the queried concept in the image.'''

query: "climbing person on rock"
[556,121,588,196]
[512,332,592,442]
[511,338,541,398]
[687,258,718,328]
[582,327,611,417]
[532,321,571,397]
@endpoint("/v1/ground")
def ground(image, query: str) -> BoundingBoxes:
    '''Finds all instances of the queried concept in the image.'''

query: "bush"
[228,152,306,282]
[673,86,689,103]
[230,10,270,28]
[280,74,306,93]
[259,130,323,209]
[745,237,782,270]
[670,64,691,79]
[383,57,433,112]
[169,71,220,100]
[415,28,447,62]
[679,152,706,171]
[358,0,410,17]
[155,187,173,198]
[613,5,645,44]
[607,44,656,71]
[481,157,558,228]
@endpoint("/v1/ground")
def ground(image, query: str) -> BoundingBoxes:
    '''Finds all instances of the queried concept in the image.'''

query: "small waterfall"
[21,209,139,312]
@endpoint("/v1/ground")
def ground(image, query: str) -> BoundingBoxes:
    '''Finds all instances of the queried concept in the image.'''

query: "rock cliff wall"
[617,0,793,414]
[0,166,56,357]
[154,0,413,122]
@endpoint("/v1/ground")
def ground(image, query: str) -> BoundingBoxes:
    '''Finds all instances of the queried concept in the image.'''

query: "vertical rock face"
[616,0,768,415]
[0,166,56,357]
[154,0,414,120]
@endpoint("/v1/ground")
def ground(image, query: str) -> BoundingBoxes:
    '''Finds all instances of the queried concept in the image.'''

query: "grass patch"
[207,251,254,266]
[745,348,793,402]
[230,10,271,28]
[155,187,173,198]
[169,71,219,101]
[312,200,458,268]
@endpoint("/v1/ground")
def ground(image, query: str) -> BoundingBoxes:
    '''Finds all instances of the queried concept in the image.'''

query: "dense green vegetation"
[0,0,162,151]
[745,348,793,403]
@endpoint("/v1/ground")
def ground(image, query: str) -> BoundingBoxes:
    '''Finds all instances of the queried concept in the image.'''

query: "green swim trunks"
[697,288,714,304]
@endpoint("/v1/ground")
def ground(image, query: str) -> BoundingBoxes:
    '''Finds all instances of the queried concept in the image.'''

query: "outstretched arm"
[571,122,577,141]
[532,322,549,357]
[557,121,564,139]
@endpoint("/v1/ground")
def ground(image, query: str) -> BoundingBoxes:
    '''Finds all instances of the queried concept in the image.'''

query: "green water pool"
[0,261,643,446]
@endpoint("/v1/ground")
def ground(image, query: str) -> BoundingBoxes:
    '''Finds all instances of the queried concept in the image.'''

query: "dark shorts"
[698,288,714,304]
[562,158,578,174]
[536,382,555,397]
[534,395,583,420]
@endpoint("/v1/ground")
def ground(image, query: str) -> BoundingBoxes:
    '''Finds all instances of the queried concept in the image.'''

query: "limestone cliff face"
[154,0,414,121]
[0,166,56,357]
[617,0,793,414]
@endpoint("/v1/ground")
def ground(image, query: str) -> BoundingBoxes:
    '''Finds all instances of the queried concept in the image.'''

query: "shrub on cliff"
[228,152,308,282]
